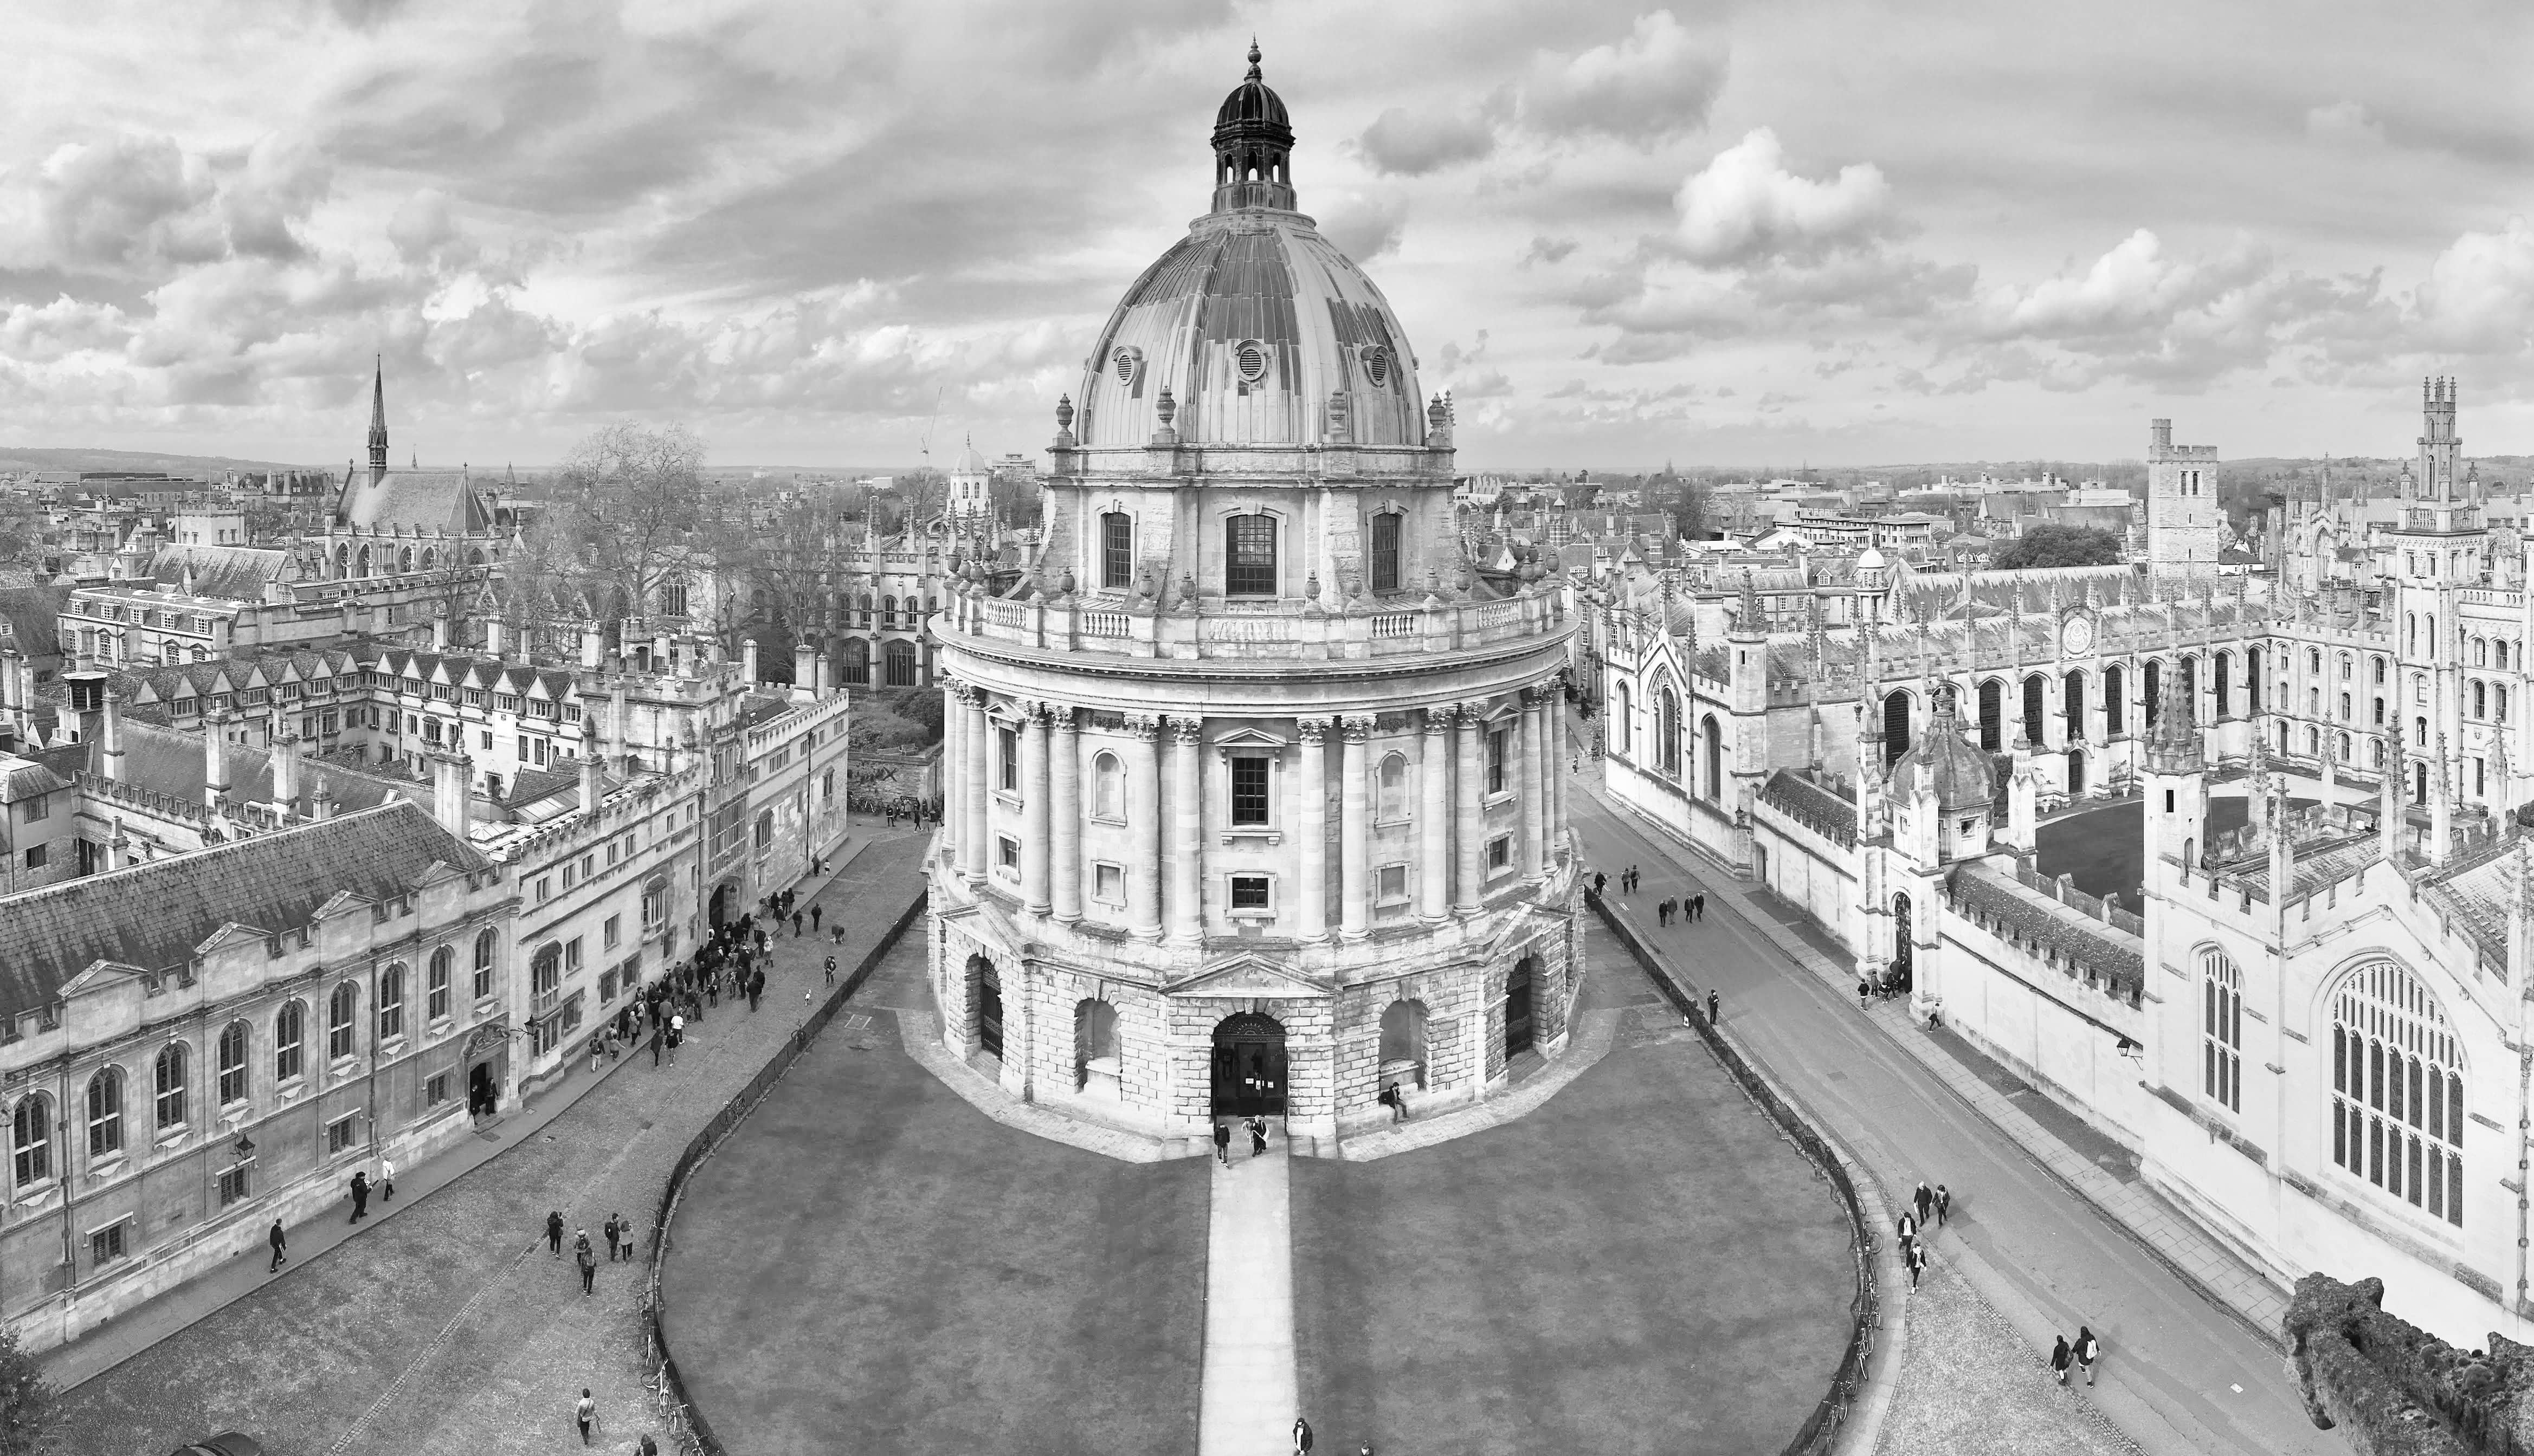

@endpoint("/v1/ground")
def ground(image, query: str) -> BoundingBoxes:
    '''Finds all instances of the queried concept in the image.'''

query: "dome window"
[1112,347,1143,385]
[1234,341,1268,386]
[1360,346,1391,387]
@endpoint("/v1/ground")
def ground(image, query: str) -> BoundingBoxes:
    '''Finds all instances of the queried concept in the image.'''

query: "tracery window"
[2202,950,2241,1114]
[2331,960,2464,1227]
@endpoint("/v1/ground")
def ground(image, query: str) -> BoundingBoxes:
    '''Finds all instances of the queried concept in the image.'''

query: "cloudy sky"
[4,0,2530,470]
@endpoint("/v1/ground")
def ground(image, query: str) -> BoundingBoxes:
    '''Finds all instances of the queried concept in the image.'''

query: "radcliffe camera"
[0,4,2522,1455]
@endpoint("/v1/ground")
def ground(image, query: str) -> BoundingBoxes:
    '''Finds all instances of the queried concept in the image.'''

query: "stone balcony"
[941,583,1570,665]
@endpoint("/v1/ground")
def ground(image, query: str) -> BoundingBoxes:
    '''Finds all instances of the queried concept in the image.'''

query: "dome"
[1891,698,1995,811]
[1071,45,1428,454]
[950,437,989,476]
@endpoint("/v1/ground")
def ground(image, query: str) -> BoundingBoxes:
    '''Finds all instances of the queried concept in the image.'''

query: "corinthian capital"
[1296,716,1330,745]
[1170,716,1204,746]
[1341,715,1377,743]
[1123,713,1162,743]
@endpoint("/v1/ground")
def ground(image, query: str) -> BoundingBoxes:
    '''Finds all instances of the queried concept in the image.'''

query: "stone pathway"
[1199,1122,1298,1456]
[51,828,932,1456]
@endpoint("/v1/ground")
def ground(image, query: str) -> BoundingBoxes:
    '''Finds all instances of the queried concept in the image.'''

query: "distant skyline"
[3,1,2530,470]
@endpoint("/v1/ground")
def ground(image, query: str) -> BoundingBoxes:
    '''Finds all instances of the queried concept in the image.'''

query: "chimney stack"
[100,691,125,783]
[432,752,473,839]
[431,615,452,652]
[794,642,816,688]
[742,639,760,683]
[580,625,603,669]
[311,775,336,821]
[272,729,300,813]
[205,710,232,807]
[485,619,505,659]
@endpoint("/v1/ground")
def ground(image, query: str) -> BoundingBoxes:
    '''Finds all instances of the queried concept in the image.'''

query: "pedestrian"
[1895,1209,1916,1252]
[1934,1183,1951,1226]
[575,1387,596,1445]
[811,904,822,931]
[1248,1115,1268,1157]
[2049,1334,2073,1384]
[1213,1119,1231,1165]
[1656,897,1673,927]
[547,1209,565,1258]
[792,910,803,937]
[268,1218,287,1272]
[1692,892,1707,921]
[1907,1240,1927,1290]
[603,1214,622,1263]
[639,1434,658,1456]
[650,1025,663,1067]
[617,1212,634,1261]
[381,1157,396,1203]
[588,1033,603,1074]
[832,924,845,945]
[1293,1413,1313,1455]
[2074,1325,2100,1384]
[746,972,762,1013]
[577,1237,597,1295]
[347,1169,370,1223]
[824,955,837,986]
[1913,1181,1934,1227]
[1858,978,1871,1010]
[1707,989,1720,1025]
[1591,870,1607,898]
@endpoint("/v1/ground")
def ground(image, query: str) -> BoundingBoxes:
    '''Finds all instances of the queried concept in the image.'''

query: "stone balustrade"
[944,583,1568,663]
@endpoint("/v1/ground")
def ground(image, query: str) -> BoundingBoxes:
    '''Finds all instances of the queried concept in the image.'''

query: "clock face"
[2061,615,2094,657]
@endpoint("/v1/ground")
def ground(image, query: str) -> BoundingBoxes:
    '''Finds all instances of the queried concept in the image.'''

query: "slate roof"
[334,469,495,535]
[1949,862,2145,1001]
[2423,839,2519,969]
[147,544,293,600]
[88,720,412,818]
[0,801,488,1019]
[1757,769,1856,845]
[0,586,67,658]
[2233,834,2385,906]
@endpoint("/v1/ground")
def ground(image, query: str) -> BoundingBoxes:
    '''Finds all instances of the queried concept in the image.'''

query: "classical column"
[1550,688,1568,860]
[1455,701,1486,913]
[1020,701,1051,915]
[1126,715,1164,941]
[1338,717,1372,939]
[1297,717,1330,941]
[1418,706,1452,922]
[1050,705,1082,923]
[1169,716,1204,943]
[1519,688,1546,880]
[960,684,989,885]
[940,677,964,865]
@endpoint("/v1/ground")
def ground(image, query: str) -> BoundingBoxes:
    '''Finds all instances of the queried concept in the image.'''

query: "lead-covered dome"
[1891,696,1996,811]
[1072,45,1428,453]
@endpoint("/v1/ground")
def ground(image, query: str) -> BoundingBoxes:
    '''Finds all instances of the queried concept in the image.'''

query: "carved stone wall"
[2284,1273,2534,1456]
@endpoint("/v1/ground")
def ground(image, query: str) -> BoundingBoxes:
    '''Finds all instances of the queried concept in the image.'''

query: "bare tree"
[550,423,712,619]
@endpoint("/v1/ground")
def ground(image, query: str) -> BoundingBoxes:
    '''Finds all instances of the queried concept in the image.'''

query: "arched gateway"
[1211,1013,1287,1117]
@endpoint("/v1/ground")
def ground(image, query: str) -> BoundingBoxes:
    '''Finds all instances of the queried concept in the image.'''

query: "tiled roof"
[2233,834,2385,906]
[0,586,67,658]
[334,469,494,535]
[1949,862,2145,1001]
[147,544,293,600]
[87,721,411,818]
[2424,839,2519,969]
[0,801,488,1019]
[1757,769,1856,845]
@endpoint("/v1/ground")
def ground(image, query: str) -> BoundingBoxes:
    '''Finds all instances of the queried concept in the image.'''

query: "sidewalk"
[1198,1126,1297,1456]
[53,828,932,1456]
[1583,774,2293,1350]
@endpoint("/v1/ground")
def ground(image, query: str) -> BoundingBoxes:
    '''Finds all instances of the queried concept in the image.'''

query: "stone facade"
[2148,416,2223,567]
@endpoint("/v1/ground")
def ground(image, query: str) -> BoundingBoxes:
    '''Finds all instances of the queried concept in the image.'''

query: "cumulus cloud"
[1523,236,1579,267]
[1672,129,1894,267]
[1318,193,1409,264]
[1523,11,1727,143]
[1357,104,1500,176]
[2411,216,2534,354]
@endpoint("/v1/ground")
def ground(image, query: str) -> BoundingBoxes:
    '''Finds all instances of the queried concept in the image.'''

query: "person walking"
[546,1209,566,1258]
[1858,978,1871,1010]
[1934,1183,1952,1227]
[615,1212,634,1261]
[832,923,846,945]
[268,1218,287,1272]
[1626,865,1639,893]
[792,910,804,937]
[1706,989,1720,1026]
[381,1157,396,1203]
[1912,1181,1935,1228]
[1591,870,1607,898]
[1895,1209,1917,1253]
[1906,1240,1928,1290]
[750,966,766,1007]
[576,1235,597,1296]
[667,1014,683,1066]
[1293,1414,1314,1455]
[1212,1119,1231,1165]
[1384,1082,1408,1122]
[1692,892,1707,922]
[1248,1115,1269,1157]
[650,1024,663,1067]
[2049,1334,2074,1384]
[824,955,837,986]
[2074,1325,2100,1385]
[347,1169,370,1224]
[603,1214,622,1263]
[575,1388,596,1445]
[810,904,822,932]
[1656,896,1673,927]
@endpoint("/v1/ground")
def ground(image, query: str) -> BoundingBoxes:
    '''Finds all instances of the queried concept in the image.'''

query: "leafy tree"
[0,1324,58,1454]
[1992,525,2125,571]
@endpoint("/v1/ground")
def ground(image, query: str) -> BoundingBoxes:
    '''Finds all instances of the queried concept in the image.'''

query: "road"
[1567,776,2329,1456]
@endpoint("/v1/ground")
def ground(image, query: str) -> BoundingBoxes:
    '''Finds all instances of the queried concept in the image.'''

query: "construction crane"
[917,387,946,469]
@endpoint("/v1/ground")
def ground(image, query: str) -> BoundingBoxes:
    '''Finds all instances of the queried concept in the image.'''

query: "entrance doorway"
[1210,1012,1287,1117]
[973,955,1004,1058]
[1505,958,1537,1058]
[1891,892,1914,994]
[708,882,734,929]
[2067,749,2086,796]
[468,1061,498,1118]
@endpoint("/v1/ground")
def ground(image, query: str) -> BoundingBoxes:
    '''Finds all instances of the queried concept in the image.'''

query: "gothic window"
[217,1021,249,1105]
[2063,671,2085,740]
[2338,652,2352,680]
[2247,646,2262,711]
[2181,655,2199,722]
[86,1067,123,1158]
[1883,689,1912,763]
[154,1042,189,1130]
[2144,661,2163,727]
[2374,656,2388,685]
[2307,726,2320,755]
[1370,512,1402,594]
[2309,687,2320,717]
[2339,692,2351,721]
[2474,682,2487,719]
[1976,678,2003,752]
[2202,950,2241,1114]
[882,595,898,629]
[2475,638,2488,667]
[11,1096,49,1188]
[1101,513,1133,590]
[1658,688,1681,776]
[1702,714,1723,800]
[843,638,871,685]
[2103,665,2125,735]
[2331,960,2464,1227]
[1226,514,1278,597]
[1614,684,1632,754]
[884,639,917,687]
[2499,687,2511,723]
[1377,752,1408,822]
[275,1001,305,1081]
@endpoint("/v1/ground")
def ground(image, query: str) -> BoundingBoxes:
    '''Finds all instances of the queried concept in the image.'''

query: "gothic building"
[927,47,1580,1140]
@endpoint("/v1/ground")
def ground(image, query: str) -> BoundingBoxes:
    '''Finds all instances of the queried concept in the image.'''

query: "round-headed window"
[1112,347,1141,385]
[1361,345,1391,386]
[1235,340,1268,385]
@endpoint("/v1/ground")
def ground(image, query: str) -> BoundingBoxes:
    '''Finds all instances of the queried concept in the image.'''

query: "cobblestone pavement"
[1876,1263,2142,1456]
[54,831,930,1456]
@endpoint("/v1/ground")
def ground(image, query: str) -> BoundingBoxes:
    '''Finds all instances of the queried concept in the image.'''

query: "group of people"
[544,1208,639,1295]
[1894,1179,1952,1291]
[1210,1115,1274,1162]
[1856,965,1916,1006]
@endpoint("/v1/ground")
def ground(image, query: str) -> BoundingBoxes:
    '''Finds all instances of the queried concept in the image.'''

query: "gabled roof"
[334,469,495,535]
[147,544,294,600]
[0,801,488,1020]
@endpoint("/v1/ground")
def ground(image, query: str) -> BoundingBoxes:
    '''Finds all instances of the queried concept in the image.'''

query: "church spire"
[367,356,389,486]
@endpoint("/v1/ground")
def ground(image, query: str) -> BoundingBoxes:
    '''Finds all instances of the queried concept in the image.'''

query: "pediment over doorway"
[1163,953,1331,999]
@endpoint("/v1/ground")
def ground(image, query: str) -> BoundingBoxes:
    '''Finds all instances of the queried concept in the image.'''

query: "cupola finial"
[1247,37,1262,80]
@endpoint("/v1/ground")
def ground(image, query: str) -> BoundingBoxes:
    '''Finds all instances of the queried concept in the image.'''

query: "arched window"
[2181,655,2199,723]
[1701,714,1723,799]
[2246,646,2262,711]
[275,1001,306,1081]
[2332,960,2465,1226]
[327,981,358,1060]
[154,1042,188,1130]
[428,947,453,1021]
[1882,689,1912,763]
[1370,512,1402,594]
[1093,752,1124,819]
[843,637,871,685]
[2371,737,2384,767]
[378,964,406,1041]
[2144,659,2163,725]
[2021,674,2046,747]
[2474,682,2487,719]
[2306,726,2320,756]
[2499,687,2511,724]
[473,929,498,1000]
[2374,655,2388,685]
[2215,651,2233,716]
[2336,732,2351,761]
[2475,637,2488,667]
[755,808,775,848]
[86,1067,124,1157]
[1376,752,1408,822]
[2104,664,2125,735]
[12,1096,50,1187]
[884,639,917,687]
[1614,683,1632,753]
[1658,687,1681,776]
[1976,678,2003,752]
[1226,513,1278,597]
[217,1021,249,1105]
[2201,949,2241,1114]
[1101,512,1134,590]
[881,594,898,628]
[857,593,874,627]
[1380,999,1430,1080]
[2064,671,2086,741]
